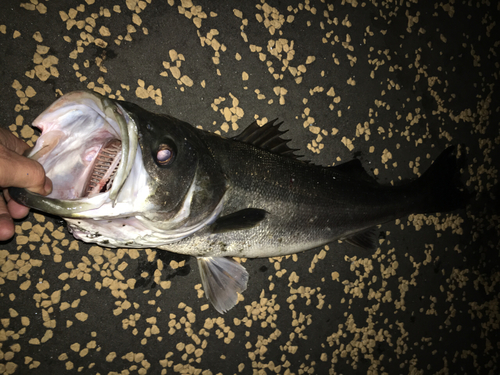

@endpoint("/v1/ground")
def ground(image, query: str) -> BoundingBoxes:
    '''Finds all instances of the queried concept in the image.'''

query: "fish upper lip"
[9,91,139,218]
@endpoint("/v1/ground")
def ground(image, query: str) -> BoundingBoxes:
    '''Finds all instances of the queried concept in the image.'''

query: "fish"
[9,91,470,313]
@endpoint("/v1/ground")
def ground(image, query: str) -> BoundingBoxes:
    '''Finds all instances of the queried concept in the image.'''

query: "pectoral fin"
[197,257,249,314]
[211,208,267,233]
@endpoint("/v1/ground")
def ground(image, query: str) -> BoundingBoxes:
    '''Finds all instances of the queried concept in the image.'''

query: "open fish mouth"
[9,91,141,218]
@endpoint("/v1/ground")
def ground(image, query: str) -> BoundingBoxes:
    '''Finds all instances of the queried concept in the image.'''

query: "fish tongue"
[84,139,122,197]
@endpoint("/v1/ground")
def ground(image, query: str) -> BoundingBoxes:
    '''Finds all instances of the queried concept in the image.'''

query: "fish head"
[9,91,226,247]
[117,99,227,227]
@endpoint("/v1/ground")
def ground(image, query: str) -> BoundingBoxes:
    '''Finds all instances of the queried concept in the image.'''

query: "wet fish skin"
[121,99,468,312]
[162,126,467,258]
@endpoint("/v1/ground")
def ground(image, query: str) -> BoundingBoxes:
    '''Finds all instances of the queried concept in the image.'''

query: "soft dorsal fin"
[233,119,300,158]
[332,159,378,184]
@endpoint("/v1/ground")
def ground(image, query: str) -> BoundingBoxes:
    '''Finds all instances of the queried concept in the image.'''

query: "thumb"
[0,144,52,195]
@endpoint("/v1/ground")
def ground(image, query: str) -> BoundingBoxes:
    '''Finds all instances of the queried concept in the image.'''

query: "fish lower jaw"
[64,215,201,248]
[67,218,159,248]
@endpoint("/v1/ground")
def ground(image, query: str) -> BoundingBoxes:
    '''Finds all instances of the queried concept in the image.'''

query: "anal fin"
[344,228,378,250]
[197,257,249,314]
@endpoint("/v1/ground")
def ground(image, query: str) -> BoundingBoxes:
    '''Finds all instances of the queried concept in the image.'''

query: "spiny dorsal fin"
[233,119,301,158]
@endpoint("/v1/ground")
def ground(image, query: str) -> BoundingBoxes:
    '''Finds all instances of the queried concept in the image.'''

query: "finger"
[8,199,31,220]
[3,187,30,219]
[0,144,51,195]
[0,128,31,155]
[0,194,15,241]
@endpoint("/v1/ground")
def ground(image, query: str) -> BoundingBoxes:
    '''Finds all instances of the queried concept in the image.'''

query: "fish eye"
[155,144,175,166]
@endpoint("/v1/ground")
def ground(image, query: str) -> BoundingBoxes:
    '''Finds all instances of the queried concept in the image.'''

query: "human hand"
[0,128,52,241]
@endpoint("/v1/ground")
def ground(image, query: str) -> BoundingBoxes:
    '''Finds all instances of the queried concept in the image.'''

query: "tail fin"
[413,145,470,214]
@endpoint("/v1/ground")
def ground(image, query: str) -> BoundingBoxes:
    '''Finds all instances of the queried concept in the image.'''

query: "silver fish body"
[10,91,469,313]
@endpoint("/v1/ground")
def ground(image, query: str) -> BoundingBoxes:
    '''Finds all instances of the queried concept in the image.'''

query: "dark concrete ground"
[1,0,499,374]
